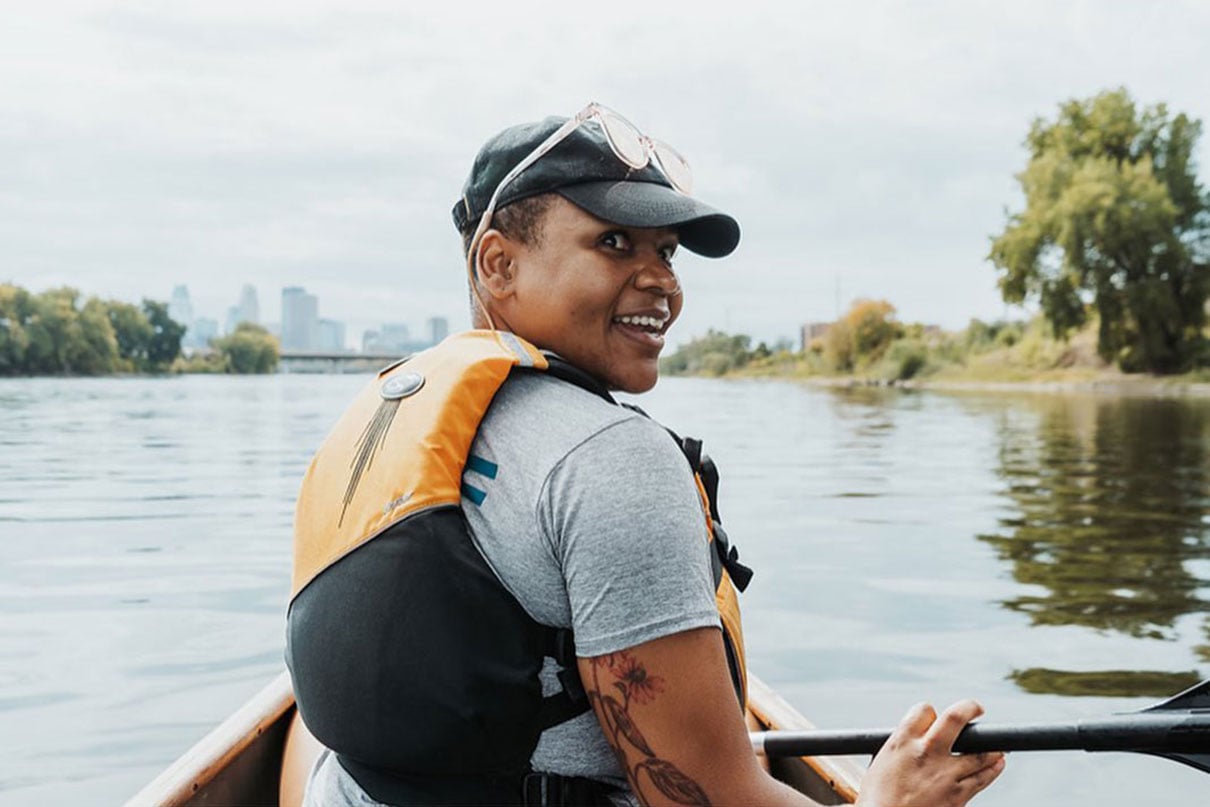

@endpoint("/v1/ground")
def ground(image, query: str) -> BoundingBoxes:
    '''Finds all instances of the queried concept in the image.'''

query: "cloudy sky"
[5,0,1209,347]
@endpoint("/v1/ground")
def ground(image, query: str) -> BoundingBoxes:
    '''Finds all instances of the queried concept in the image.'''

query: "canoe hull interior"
[185,717,288,807]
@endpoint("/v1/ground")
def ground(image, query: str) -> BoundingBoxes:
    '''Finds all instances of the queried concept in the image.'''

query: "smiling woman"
[282,106,1004,807]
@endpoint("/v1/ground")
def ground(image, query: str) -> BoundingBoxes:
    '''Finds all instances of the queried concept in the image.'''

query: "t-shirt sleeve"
[537,416,721,658]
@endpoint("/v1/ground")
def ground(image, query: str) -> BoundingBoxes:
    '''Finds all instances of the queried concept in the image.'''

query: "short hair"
[459,193,556,258]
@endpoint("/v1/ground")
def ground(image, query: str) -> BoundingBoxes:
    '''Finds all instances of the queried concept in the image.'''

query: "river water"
[1,374,1207,805]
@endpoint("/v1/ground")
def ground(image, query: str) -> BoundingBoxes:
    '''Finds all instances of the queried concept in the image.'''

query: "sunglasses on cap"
[465,103,694,281]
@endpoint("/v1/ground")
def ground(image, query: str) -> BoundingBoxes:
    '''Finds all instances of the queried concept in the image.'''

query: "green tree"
[141,299,185,371]
[15,288,119,375]
[660,329,753,376]
[24,288,80,373]
[823,298,900,372]
[0,284,33,374]
[847,299,900,360]
[989,88,1210,373]
[106,300,153,370]
[822,319,855,371]
[213,322,280,373]
[67,297,119,374]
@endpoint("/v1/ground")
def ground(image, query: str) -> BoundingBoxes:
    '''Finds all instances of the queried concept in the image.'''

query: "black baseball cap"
[452,116,741,258]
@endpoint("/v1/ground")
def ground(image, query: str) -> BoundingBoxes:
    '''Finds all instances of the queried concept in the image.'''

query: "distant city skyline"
[118,281,467,354]
[165,282,450,354]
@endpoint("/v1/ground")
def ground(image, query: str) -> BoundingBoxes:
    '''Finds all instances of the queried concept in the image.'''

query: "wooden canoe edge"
[747,673,863,804]
[124,671,295,807]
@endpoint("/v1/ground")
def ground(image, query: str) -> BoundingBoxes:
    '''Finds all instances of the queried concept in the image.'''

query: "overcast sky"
[5,0,1209,347]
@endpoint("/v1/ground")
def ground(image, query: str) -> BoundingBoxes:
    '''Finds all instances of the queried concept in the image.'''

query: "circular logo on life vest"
[381,372,424,400]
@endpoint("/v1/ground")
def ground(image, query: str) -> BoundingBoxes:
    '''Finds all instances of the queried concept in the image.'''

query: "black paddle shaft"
[758,711,1210,757]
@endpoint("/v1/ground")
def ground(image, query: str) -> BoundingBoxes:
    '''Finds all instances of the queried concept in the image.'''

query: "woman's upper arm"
[577,627,806,807]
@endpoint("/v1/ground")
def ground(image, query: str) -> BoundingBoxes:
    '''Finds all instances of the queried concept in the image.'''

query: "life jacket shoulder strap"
[535,353,616,403]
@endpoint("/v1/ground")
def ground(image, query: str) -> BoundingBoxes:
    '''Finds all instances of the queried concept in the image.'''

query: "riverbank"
[797,371,1210,398]
[665,317,1210,397]
[722,356,1210,397]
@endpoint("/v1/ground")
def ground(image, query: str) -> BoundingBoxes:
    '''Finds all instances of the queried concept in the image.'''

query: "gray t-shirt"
[463,372,721,783]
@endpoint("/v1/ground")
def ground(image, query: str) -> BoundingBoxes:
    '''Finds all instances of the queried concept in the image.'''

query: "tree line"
[0,284,279,375]
[663,292,1206,384]
[662,299,940,381]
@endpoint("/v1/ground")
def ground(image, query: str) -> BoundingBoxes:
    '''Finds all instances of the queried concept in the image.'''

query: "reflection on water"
[1009,667,1203,698]
[978,396,1210,693]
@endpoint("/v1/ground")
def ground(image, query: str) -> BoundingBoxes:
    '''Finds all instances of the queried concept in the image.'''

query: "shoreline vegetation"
[0,284,279,376]
[660,302,1210,398]
[666,88,1210,399]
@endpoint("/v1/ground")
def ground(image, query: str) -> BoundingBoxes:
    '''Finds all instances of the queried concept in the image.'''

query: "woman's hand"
[855,700,1006,807]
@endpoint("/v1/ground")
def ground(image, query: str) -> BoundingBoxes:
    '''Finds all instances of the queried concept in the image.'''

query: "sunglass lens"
[599,111,647,169]
[652,141,693,194]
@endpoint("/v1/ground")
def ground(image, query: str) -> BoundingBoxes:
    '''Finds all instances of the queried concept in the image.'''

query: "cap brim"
[556,181,740,258]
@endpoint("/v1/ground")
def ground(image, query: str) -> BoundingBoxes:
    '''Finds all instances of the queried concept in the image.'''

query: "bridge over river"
[278,350,404,373]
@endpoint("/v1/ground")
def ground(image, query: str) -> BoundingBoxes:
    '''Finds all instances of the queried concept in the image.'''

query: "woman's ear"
[476,230,517,301]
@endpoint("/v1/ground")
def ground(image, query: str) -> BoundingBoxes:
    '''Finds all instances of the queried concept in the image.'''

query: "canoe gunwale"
[747,673,863,803]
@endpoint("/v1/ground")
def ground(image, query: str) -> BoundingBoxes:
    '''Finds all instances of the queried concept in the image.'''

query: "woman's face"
[491,197,683,393]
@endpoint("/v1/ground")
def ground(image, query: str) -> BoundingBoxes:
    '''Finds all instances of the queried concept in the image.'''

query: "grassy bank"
[663,316,1210,395]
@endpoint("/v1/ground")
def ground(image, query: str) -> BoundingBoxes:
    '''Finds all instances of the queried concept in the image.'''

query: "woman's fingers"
[924,699,984,751]
[893,701,938,740]
[953,750,1005,780]
[960,753,1007,798]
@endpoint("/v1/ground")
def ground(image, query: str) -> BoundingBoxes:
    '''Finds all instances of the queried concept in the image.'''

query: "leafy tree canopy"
[0,284,34,373]
[213,322,280,374]
[141,299,186,371]
[660,329,753,376]
[824,298,901,371]
[989,88,1210,373]
[106,300,154,369]
[0,284,182,375]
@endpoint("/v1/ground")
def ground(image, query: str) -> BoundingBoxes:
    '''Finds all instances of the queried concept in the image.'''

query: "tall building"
[237,284,259,325]
[380,324,411,352]
[226,284,260,334]
[190,317,219,349]
[364,323,414,355]
[800,321,833,352]
[169,285,193,330]
[318,319,347,352]
[427,316,449,346]
[281,286,319,351]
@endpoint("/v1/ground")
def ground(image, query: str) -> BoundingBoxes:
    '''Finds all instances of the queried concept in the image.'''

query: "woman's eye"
[600,232,631,251]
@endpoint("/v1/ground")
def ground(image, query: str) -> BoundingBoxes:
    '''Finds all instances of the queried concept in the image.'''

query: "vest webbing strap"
[537,628,589,730]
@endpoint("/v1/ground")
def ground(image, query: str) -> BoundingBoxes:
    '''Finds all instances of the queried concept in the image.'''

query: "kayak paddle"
[750,679,1210,774]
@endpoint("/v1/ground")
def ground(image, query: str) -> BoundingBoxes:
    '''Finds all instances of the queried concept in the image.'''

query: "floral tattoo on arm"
[587,651,712,806]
